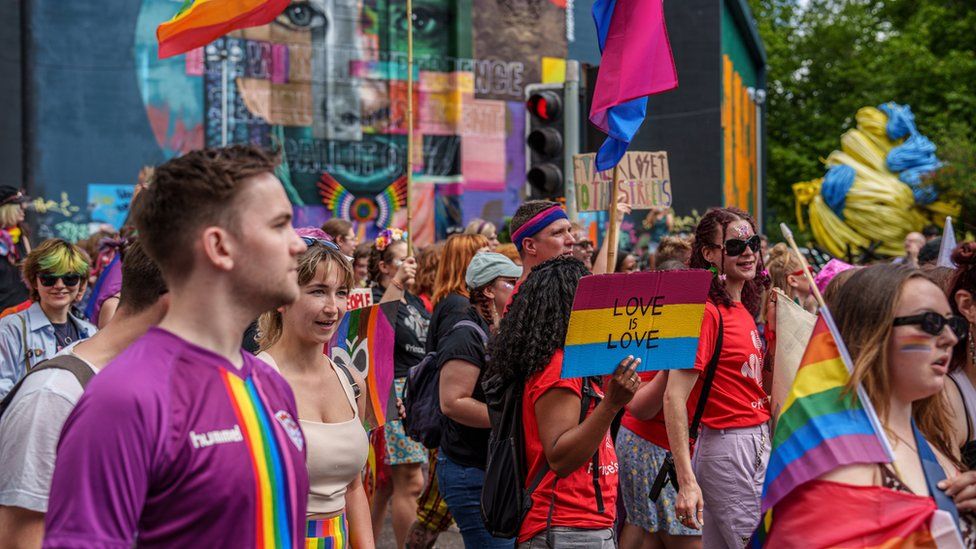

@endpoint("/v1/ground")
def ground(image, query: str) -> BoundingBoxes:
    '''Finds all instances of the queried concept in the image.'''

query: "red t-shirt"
[520,349,618,542]
[691,301,770,429]
[619,371,700,450]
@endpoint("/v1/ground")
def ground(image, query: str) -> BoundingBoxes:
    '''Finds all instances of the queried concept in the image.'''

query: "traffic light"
[525,83,566,199]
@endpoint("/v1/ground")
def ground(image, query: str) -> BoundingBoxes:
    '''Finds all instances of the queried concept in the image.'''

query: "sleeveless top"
[257,352,370,515]
[949,370,976,442]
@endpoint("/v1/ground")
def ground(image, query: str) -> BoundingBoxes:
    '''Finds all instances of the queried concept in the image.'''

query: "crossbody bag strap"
[19,313,31,371]
[0,354,93,420]
[947,374,973,443]
[689,309,724,440]
[913,420,961,529]
[333,362,361,400]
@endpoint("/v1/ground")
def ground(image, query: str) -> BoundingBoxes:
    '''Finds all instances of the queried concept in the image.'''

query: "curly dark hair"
[948,241,976,373]
[689,207,769,316]
[486,255,590,383]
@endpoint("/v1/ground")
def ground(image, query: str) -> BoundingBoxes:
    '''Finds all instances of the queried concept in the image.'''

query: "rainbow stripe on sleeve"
[220,369,298,549]
[561,271,711,378]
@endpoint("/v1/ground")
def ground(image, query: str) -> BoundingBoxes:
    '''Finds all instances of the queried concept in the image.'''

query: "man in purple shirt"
[44,146,310,548]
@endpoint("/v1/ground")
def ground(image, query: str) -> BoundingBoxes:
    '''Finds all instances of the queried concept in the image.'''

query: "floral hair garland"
[375,228,408,251]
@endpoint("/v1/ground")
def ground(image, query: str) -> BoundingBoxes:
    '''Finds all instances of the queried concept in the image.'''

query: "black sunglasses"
[39,273,81,287]
[710,235,761,257]
[893,312,968,339]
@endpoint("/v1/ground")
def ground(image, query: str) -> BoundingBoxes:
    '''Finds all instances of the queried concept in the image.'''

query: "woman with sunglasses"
[255,228,374,549]
[764,264,974,546]
[0,238,95,398]
[663,207,770,548]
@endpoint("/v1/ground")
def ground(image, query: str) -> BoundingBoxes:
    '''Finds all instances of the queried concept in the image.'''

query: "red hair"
[432,234,489,305]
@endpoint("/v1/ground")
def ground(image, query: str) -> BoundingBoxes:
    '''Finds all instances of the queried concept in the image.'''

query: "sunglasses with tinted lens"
[721,235,761,257]
[893,312,969,339]
[300,236,340,251]
[39,274,81,287]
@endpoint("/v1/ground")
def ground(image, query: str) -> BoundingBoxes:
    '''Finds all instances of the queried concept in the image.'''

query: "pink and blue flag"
[590,0,678,171]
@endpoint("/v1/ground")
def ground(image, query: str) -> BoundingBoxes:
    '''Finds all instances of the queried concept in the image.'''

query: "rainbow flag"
[219,369,301,548]
[561,271,711,378]
[329,302,398,431]
[156,0,290,59]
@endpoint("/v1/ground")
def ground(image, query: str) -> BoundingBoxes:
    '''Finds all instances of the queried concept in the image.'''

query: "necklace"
[887,429,918,453]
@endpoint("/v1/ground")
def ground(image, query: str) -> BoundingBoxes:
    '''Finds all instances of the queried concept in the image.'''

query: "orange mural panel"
[722,54,758,214]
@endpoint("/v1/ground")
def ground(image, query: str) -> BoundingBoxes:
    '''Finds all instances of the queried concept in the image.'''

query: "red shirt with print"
[519,349,618,542]
[691,301,769,429]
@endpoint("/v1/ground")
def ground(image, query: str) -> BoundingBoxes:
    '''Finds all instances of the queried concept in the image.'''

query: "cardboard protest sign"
[562,270,711,378]
[348,288,374,311]
[330,302,398,431]
[770,288,817,429]
[573,151,672,211]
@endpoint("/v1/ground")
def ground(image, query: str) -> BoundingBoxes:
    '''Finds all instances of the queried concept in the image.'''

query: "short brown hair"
[321,218,353,241]
[510,200,560,239]
[118,240,167,313]
[131,145,279,280]
[656,235,692,264]
[22,239,90,302]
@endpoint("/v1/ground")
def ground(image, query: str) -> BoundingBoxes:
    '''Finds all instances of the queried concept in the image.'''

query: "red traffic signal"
[526,91,562,122]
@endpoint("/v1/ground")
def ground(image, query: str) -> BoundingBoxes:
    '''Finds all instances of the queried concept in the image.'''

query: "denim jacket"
[0,302,96,398]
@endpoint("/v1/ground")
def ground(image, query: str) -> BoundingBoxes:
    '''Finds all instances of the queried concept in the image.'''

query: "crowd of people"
[1,145,976,548]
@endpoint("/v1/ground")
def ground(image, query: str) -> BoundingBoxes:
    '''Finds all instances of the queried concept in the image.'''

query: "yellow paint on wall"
[541,57,567,84]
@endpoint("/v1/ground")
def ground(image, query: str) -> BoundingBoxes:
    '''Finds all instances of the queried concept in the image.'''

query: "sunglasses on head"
[39,273,81,287]
[300,236,340,251]
[791,265,815,277]
[893,312,968,339]
[710,234,761,257]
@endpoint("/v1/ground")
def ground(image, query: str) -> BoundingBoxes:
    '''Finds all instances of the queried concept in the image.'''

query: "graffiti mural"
[126,0,568,245]
[722,54,758,214]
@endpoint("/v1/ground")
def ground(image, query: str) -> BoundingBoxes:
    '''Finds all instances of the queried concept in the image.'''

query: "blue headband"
[512,205,568,252]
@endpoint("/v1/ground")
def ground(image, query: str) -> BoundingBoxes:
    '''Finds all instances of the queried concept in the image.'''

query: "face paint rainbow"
[897,335,933,353]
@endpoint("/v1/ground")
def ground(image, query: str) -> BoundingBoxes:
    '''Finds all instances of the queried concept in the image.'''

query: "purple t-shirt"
[44,328,309,548]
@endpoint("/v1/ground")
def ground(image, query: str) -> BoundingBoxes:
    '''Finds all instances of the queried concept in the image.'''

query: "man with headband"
[510,197,632,284]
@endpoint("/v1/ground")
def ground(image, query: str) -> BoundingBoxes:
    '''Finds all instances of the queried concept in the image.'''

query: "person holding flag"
[758,265,972,546]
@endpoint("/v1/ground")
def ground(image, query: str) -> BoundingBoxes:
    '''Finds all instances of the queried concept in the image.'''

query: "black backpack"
[480,370,602,538]
[403,319,488,449]
[0,354,94,420]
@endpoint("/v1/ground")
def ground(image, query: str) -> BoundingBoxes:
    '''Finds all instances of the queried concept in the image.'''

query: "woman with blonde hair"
[464,219,499,251]
[256,228,374,549]
[764,264,973,545]
[765,243,815,312]
[0,186,31,310]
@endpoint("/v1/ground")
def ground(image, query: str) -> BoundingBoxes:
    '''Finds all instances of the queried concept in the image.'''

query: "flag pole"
[405,0,415,256]
[780,223,825,309]
[606,164,621,272]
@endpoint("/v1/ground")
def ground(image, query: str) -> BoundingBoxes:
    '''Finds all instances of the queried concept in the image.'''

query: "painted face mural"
[133,0,568,244]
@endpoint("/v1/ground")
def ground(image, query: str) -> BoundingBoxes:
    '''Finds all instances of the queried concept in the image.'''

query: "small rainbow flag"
[561,270,712,378]
[761,309,893,513]
[329,302,398,431]
[156,0,291,59]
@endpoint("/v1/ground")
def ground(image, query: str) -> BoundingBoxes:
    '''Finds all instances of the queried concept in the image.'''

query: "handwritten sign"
[561,270,711,378]
[573,151,672,211]
[348,288,374,311]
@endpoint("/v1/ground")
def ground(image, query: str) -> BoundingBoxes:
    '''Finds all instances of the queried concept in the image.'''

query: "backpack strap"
[0,354,93,420]
[450,319,489,346]
[19,313,31,372]
[333,362,362,400]
[947,374,973,444]
[689,308,724,440]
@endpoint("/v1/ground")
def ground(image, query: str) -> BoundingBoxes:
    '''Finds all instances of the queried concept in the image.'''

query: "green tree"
[749,0,976,233]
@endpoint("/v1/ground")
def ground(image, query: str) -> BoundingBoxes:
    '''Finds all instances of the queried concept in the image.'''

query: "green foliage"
[749,0,976,231]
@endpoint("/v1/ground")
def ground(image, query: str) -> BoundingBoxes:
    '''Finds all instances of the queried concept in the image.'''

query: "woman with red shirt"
[663,207,771,548]
[486,255,640,548]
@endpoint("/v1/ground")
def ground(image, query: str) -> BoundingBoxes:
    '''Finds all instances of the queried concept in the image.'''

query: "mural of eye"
[411,7,442,36]
[275,1,328,31]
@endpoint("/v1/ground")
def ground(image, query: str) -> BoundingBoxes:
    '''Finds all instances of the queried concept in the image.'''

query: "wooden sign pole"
[405,0,415,256]
[605,164,621,273]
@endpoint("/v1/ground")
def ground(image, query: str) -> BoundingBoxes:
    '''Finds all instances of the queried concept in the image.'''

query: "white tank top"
[257,352,370,515]
[950,369,976,441]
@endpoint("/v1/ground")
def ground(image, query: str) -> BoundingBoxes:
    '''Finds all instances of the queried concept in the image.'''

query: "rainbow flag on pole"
[762,309,893,512]
[156,0,290,59]
[329,302,398,431]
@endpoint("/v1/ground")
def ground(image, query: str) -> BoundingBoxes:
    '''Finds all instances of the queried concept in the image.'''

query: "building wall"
[720,0,761,215]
